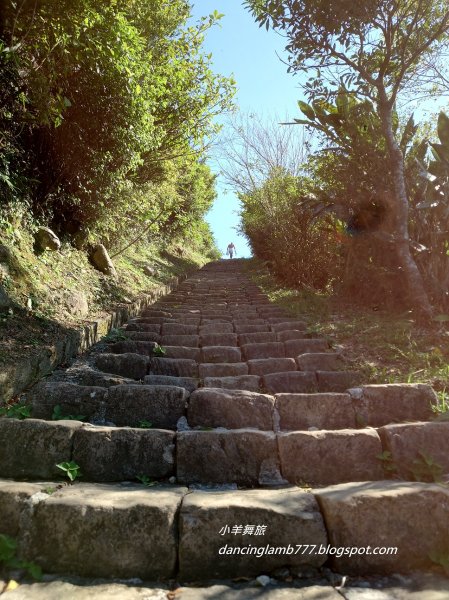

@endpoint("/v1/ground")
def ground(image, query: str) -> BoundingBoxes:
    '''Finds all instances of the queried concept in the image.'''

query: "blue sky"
[190,1,304,258]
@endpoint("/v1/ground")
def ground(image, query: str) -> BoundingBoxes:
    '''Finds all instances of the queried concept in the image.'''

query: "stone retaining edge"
[0,274,188,403]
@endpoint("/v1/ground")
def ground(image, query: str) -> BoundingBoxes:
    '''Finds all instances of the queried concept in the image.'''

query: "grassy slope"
[0,228,212,371]
[245,259,449,415]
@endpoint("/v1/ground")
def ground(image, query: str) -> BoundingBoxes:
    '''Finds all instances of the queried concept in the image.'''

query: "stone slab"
[315,480,449,574]
[94,353,149,380]
[238,332,277,345]
[234,324,271,334]
[179,488,328,580]
[378,421,449,480]
[284,339,328,357]
[296,353,346,371]
[248,358,297,376]
[0,419,81,479]
[203,375,261,392]
[23,484,187,579]
[199,363,249,378]
[187,388,274,430]
[348,384,435,427]
[177,430,279,485]
[149,358,199,378]
[275,393,356,431]
[143,375,199,392]
[276,330,308,342]
[201,346,242,363]
[108,341,158,356]
[0,480,46,536]
[199,333,238,347]
[3,582,170,599]
[278,429,384,485]
[160,335,200,347]
[270,321,308,332]
[242,342,285,360]
[161,323,198,335]
[263,372,317,394]
[106,384,188,428]
[316,371,363,393]
[122,331,162,343]
[162,346,201,361]
[199,323,234,334]
[72,426,175,481]
[27,382,106,420]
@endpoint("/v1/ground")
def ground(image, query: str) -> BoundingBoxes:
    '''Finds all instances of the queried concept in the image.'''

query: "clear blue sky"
[190,1,304,258]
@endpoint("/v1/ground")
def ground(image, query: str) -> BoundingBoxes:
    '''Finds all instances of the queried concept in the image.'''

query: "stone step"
[94,353,149,380]
[201,346,242,363]
[296,352,346,371]
[248,357,297,376]
[187,388,274,430]
[241,342,285,360]
[109,340,159,356]
[202,375,261,392]
[160,334,200,347]
[234,323,271,334]
[262,371,317,394]
[275,393,356,431]
[284,339,329,357]
[199,333,238,346]
[163,346,201,361]
[143,374,199,392]
[149,357,199,377]
[198,362,249,378]
[238,332,277,345]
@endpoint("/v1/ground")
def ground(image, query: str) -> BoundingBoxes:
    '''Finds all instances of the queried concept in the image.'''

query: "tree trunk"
[377,92,433,320]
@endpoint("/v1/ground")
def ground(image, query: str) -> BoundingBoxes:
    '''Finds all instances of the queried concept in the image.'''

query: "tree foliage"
[0,0,234,252]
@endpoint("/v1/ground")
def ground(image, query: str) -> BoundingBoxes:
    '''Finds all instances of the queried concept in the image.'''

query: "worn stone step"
[143,374,199,392]
[199,323,234,334]
[284,339,329,357]
[198,363,248,378]
[238,332,277,345]
[241,342,285,360]
[248,357,297,376]
[202,375,261,392]
[106,384,188,428]
[262,371,317,394]
[199,333,238,347]
[316,370,362,392]
[378,421,449,480]
[187,388,274,430]
[94,353,149,380]
[109,340,159,356]
[161,323,198,335]
[70,367,136,388]
[315,480,449,574]
[275,393,356,431]
[234,323,271,334]
[27,382,107,421]
[348,383,436,427]
[276,330,308,342]
[149,358,199,378]
[8,481,187,579]
[296,352,346,371]
[201,346,242,363]
[122,331,162,342]
[163,346,201,361]
[124,323,161,334]
[278,429,383,485]
[176,430,279,485]
[160,334,200,347]
[179,488,327,580]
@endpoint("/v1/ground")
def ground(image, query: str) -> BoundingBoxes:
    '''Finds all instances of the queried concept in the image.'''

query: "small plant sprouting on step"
[432,390,449,421]
[376,451,398,476]
[0,401,32,420]
[103,328,128,343]
[136,474,158,487]
[0,533,42,580]
[153,344,166,357]
[410,451,444,483]
[56,461,82,482]
[138,420,153,429]
[52,405,86,422]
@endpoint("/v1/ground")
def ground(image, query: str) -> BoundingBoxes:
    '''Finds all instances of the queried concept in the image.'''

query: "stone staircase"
[1,259,449,591]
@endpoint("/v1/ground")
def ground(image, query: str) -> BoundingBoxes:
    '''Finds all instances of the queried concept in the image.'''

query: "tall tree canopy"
[245,0,449,318]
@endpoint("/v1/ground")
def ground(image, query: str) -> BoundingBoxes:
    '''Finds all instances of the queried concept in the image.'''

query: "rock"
[256,575,272,587]
[178,488,328,580]
[262,372,317,394]
[90,244,117,277]
[0,244,12,263]
[2,581,169,599]
[72,228,89,250]
[275,393,356,431]
[0,419,82,479]
[278,429,384,485]
[0,284,11,309]
[241,342,285,360]
[161,335,200,347]
[150,357,199,378]
[94,352,149,380]
[378,421,449,480]
[187,387,274,430]
[238,332,277,345]
[316,371,363,393]
[0,480,45,536]
[109,340,158,356]
[198,363,248,378]
[161,323,198,335]
[284,339,329,357]
[199,333,238,347]
[63,291,89,318]
[106,384,188,428]
[202,375,261,392]
[314,480,449,574]
[143,265,156,276]
[248,358,297,376]
[348,384,435,427]
[27,381,107,420]
[72,426,175,480]
[176,429,279,485]
[201,346,242,363]
[143,374,199,392]
[199,323,234,334]
[34,227,61,252]
[297,353,346,371]
[23,484,187,579]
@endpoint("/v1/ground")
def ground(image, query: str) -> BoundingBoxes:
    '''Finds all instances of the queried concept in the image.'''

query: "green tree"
[245,0,449,318]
